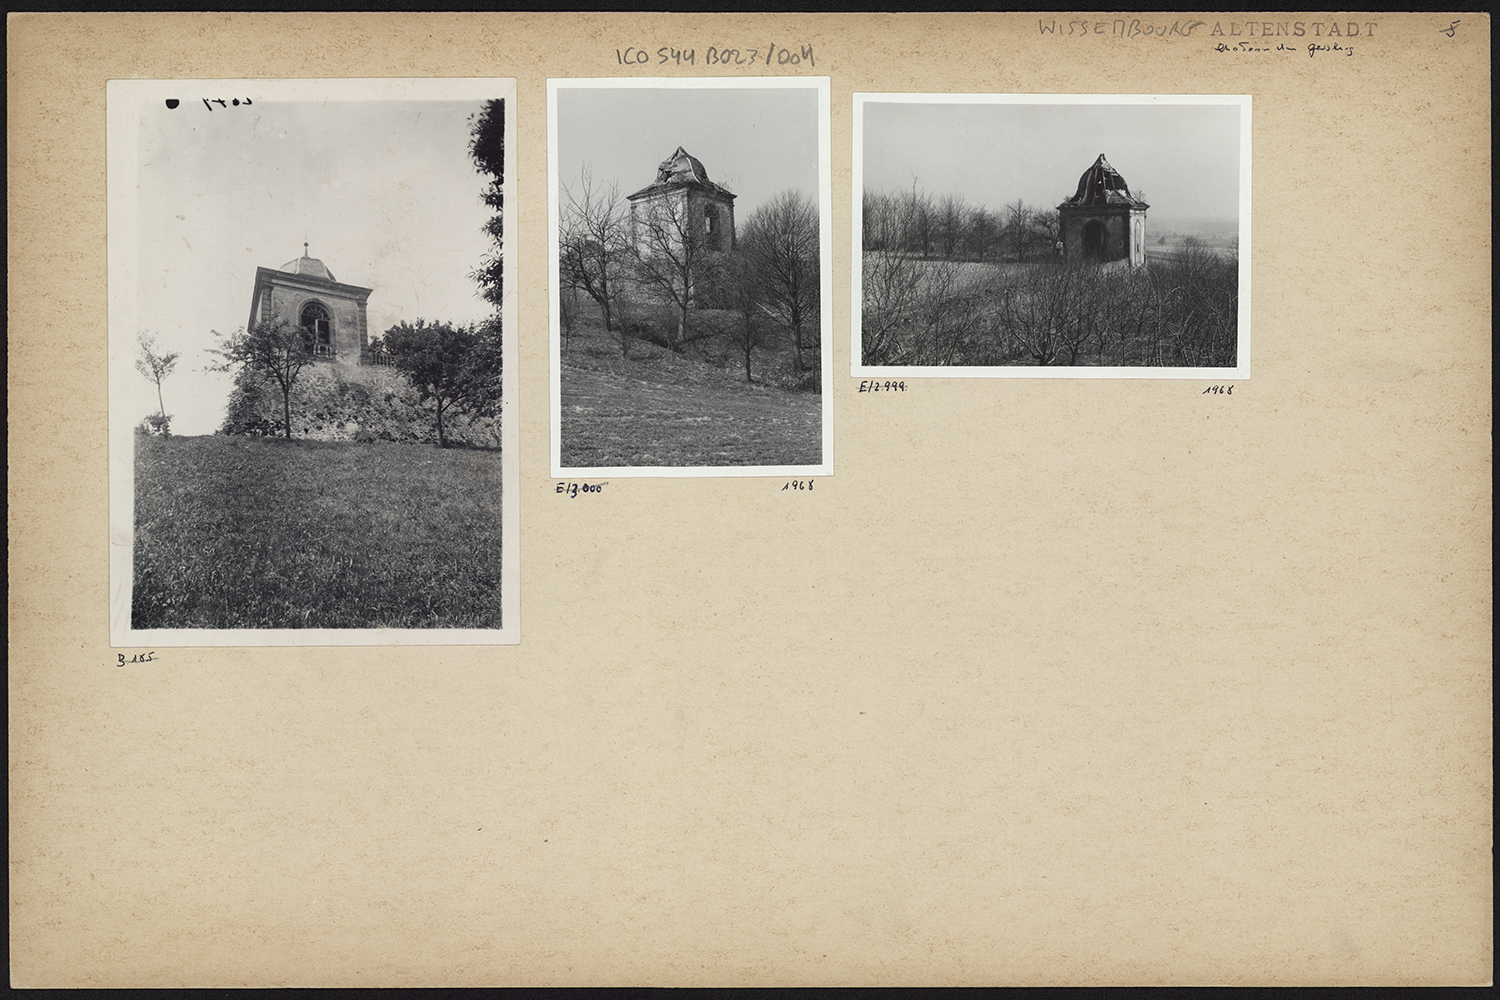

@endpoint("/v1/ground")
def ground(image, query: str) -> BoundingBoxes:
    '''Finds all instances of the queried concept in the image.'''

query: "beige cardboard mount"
[8,12,1491,987]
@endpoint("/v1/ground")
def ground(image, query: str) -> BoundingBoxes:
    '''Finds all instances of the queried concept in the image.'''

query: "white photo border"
[548,76,834,478]
[851,92,1252,380]
[107,77,520,647]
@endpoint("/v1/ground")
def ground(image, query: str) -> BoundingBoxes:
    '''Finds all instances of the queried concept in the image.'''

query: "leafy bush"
[220,369,277,435]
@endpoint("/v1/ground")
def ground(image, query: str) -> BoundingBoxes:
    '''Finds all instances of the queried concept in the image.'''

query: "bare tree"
[1147,241,1237,367]
[558,279,581,354]
[628,190,708,352]
[135,330,179,427]
[863,186,1235,370]
[911,260,985,365]
[862,190,886,252]
[1053,269,1102,365]
[1028,207,1061,260]
[903,180,935,257]
[1001,200,1030,262]
[996,263,1086,366]
[968,206,998,262]
[863,189,907,254]
[1087,268,1156,361]
[559,168,632,357]
[721,251,771,382]
[863,251,989,366]
[741,189,820,372]
[935,193,967,260]
[861,250,915,366]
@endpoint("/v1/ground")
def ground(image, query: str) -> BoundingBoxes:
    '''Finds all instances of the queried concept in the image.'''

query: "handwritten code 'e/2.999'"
[614,45,814,68]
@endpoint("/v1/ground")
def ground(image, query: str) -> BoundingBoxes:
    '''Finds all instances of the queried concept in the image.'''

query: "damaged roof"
[1059,153,1149,210]
[627,146,736,201]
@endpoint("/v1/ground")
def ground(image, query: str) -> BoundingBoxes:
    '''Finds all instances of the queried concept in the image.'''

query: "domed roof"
[656,146,709,184]
[279,245,337,282]
[1060,154,1149,209]
[627,146,735,201]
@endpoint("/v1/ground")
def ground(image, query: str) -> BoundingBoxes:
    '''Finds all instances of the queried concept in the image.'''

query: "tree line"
[558,169,820,384]
[863,185,1061,263]
[206,315,504,448]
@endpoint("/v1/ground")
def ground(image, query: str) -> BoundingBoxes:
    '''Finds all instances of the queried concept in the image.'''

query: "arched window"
[300,302,333,354]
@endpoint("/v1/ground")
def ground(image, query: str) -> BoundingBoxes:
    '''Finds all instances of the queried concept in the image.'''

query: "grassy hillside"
[133,434,503,629]
[559,303,822,469]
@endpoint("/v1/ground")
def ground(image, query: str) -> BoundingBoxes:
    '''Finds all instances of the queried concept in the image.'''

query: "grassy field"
[133,434,503,629]
[1145,233,1238,263]
[559,303,823,469]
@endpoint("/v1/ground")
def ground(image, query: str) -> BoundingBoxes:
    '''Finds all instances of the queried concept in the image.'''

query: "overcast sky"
[860,99,1242,225]
[553,82,822,221]
[123,93,499,435]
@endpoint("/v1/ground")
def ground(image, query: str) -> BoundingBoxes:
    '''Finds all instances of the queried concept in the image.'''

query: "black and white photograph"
[854,94,1250,378]
[549,77,832,477]
[108,78,518,645]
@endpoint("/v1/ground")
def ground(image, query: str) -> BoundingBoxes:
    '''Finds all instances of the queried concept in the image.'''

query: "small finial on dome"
[304,242,309,256]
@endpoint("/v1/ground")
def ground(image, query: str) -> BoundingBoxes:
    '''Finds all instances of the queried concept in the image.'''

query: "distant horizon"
[1143,215,1239,235]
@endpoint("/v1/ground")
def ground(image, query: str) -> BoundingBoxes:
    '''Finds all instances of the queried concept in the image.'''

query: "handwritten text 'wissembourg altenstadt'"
[1039,18,1376,40]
